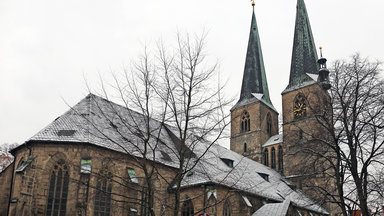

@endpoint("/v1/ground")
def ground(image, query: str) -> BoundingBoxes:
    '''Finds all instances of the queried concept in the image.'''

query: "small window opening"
[80,158,92,174]
[16,156,36,173]
[267,113,272,135]
[271,147,276,169]
[57,130,76,136]
[258,172,269,182]
[220,158,234,168]
[244,143,247,153]
[263,149,269,167]
[160,151,172,162]
[241,111,250,133]
[127,168,139,184]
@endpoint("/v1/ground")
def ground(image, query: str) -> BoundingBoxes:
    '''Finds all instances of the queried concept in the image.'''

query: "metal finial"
[252,0,255,7]
[319,46,323,57]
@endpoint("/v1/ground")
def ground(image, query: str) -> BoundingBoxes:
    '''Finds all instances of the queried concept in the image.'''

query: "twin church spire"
[238,3,273,109]
[238,0,321,104]
[286,0,320,91]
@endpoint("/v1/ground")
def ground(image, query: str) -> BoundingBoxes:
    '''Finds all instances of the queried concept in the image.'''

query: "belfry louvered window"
[46,160,69,216]
[241,111,250,133]
[94,173,112,216]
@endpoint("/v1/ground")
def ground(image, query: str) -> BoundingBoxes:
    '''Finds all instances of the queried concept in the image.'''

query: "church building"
[0,0,336,215]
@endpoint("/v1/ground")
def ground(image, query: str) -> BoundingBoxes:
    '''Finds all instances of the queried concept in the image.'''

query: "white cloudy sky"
[0,0,383,145]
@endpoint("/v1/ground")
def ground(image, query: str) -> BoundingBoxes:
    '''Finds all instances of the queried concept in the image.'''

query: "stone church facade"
[1,0,336,215]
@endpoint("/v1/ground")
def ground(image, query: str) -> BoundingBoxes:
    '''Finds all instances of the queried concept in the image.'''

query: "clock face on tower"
[294,102,306,117]
[294,94,307,118]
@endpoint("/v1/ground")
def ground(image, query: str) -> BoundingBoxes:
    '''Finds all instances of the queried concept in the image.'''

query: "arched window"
[266,113,272,135]
[223,200,231,216]
[244,143,247,153]
[294,94,307,118]
[241,111,250,133]
[46,160,69,216]
[263,149,269,167]
[271,147,276,169]
[181,199,194,216]
[94,171,112,216]
[278,146,284,171]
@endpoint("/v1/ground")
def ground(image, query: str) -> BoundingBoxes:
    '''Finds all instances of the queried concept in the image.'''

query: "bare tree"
[286,53,384,216]
[331,54,384,215]
[80,31,232,216]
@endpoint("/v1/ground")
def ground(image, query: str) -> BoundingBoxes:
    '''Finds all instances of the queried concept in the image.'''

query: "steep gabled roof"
[283,0,319,93]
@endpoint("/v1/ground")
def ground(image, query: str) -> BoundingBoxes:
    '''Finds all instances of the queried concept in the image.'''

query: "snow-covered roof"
[16,94,328,215]
[230,93,278,113]
[182,142,329,215]
[252,198,290,216]
[23,94,184,168]
[263,134,283,147]
[282,73,319,94]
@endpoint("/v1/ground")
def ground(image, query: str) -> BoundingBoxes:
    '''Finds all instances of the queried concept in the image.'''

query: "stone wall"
[230,101,279,163]
[0,163,13,216]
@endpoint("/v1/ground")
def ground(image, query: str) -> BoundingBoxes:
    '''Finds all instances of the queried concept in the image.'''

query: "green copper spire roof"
[238,6,273,108]
[285,0,319,91]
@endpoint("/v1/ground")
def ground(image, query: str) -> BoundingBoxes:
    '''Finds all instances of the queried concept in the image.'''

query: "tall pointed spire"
[238,4,273,108]
[286,0,319,91]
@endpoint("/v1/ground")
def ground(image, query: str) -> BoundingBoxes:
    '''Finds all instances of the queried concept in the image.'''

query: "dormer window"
[258,172,269,182]
[220,158,234,168]
[241,111,250,133]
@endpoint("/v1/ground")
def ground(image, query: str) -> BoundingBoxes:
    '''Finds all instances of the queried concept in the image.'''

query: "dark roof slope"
[284,0,319,93]
[236,7,274,110]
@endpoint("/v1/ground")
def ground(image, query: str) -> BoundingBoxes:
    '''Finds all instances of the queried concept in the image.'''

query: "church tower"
[281,0,334,209]
[230,3,279,163]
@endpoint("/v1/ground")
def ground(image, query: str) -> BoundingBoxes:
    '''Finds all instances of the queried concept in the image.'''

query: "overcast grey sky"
[1,0,383,145]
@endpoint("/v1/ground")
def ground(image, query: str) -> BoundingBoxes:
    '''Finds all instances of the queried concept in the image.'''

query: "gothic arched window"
[267,113,272,135]
[181,198,194,216]
[278,145,284,171]
[94,171,113,216]
[294,94,307,118]
[264,149,269,167]
[271,147,276,169]
[223,200,231,216]
[241,111,250,133]
[46,160,69,216]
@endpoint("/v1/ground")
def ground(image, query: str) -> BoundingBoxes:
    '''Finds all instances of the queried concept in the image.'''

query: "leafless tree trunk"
[82,31,232,216]
[288,54,384,216]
